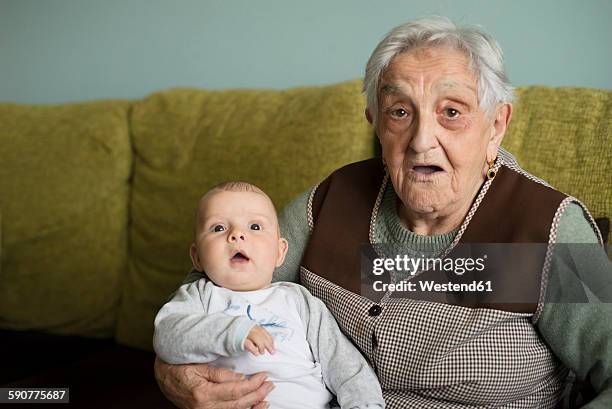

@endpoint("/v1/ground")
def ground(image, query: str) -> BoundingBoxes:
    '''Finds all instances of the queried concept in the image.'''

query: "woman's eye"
[390,108,409,118]
[213,225,225,232]
[250,223,261,231]
[444,107,460,118]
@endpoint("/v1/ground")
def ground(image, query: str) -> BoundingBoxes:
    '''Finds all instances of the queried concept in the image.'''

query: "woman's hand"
[154,356,274,409]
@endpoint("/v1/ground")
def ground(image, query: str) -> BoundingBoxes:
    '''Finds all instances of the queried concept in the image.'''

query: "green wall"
[1,0,610,103]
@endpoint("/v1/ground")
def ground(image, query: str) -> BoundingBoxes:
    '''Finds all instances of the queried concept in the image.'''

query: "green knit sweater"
[274,184,612,409]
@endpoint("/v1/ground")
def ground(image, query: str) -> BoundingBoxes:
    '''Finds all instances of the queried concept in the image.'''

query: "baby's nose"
[229,230,245,242]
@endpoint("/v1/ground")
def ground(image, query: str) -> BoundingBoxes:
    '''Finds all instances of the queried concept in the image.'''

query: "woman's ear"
[365,108,373,125]
[487,103,512,161]
[276,238,289,267]
[189,243,203,271]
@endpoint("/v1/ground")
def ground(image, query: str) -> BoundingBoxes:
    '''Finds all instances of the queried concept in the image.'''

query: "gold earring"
[486,158,497,180]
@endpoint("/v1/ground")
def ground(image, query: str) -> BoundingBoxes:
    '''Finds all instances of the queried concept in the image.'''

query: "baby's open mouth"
[231,251,250,262]
[413,165,443,174]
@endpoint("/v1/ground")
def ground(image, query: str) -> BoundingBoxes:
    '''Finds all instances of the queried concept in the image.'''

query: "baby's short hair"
[209,181,266,195]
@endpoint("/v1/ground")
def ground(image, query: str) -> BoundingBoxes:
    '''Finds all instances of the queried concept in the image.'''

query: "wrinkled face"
[191,190,288,291]
[374,47,504,217]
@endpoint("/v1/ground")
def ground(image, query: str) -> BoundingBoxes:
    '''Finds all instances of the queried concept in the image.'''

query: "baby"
[153,181,384,409]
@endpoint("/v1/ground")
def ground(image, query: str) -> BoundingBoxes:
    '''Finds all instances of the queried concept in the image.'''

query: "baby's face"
[191,190,288,291]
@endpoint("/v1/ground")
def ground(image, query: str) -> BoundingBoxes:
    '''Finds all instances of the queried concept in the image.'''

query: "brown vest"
[302,158,568,314]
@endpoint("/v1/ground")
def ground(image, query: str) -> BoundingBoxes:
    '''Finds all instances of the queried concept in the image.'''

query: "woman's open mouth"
[413,165,444,174]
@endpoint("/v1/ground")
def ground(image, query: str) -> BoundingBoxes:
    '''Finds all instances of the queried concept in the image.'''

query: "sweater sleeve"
[292,284,385,408]
[153,279,257,364]
[537,202,612,408]
[273,187,313,283]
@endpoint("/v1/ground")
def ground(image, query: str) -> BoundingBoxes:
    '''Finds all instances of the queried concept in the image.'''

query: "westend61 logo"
[372,254,487,276]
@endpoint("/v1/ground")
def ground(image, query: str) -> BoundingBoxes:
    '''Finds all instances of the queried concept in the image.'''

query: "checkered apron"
[301,267,567,408]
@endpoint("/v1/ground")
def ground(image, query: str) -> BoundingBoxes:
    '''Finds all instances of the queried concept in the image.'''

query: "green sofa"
[0,80,610,407]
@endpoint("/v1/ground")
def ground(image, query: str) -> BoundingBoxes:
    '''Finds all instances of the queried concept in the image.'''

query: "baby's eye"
[443,107,461,118]
[213,225,225,232]
[250,223,261,231]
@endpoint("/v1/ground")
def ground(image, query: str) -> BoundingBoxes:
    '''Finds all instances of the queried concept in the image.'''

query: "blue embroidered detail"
[242,303,294,343]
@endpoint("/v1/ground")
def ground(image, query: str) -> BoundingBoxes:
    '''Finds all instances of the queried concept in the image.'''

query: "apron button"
[368,305,382,316]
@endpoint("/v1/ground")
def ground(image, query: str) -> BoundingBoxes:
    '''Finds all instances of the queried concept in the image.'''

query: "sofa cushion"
[503,87,611,243]
[118,80,375,349]
[0,101,131,337]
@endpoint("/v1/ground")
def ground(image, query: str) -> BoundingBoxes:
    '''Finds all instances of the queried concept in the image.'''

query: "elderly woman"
[155,17,611,408]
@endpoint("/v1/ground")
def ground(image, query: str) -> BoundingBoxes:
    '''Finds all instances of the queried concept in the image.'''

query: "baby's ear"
[276,238,289,267]
[189,243,203,271]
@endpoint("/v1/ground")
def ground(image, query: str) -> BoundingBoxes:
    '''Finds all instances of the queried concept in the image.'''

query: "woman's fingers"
[252,401,270,409]
[207,372,266,401]
[196,363,245,383]
[219,380,275,409]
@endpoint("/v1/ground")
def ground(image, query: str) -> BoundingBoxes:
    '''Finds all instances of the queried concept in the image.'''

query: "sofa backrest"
[504,87,611,227]
[0,101,131,338]
[0,81,609,350]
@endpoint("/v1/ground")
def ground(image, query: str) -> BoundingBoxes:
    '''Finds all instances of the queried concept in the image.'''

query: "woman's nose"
[409,113,439,153]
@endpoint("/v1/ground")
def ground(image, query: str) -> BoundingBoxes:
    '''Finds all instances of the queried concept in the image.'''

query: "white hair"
[364,16,514,122]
